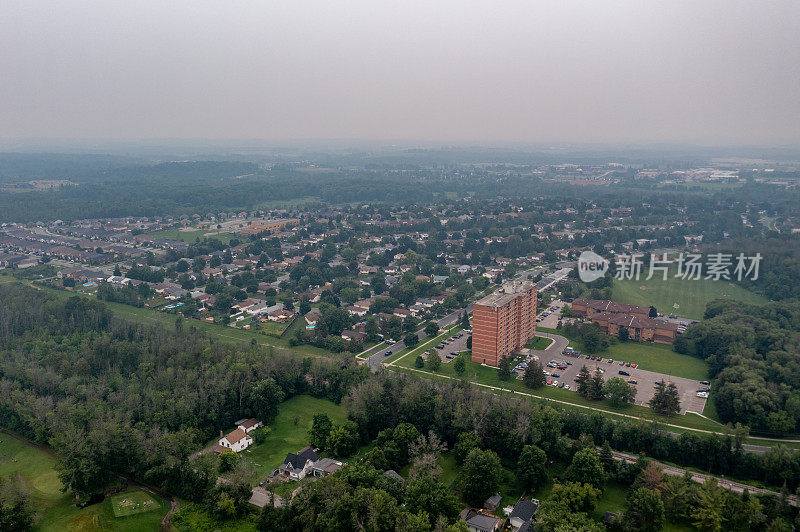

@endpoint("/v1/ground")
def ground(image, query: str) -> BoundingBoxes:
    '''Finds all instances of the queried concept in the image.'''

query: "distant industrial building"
[472,281,537,366]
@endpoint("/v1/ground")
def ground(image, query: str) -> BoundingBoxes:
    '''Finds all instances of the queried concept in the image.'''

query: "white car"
[696,391,709,398]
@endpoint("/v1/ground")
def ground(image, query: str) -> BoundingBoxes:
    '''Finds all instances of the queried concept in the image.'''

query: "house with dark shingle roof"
[461,509,501,532]
[509,499,539,531]
[278,446,319,480]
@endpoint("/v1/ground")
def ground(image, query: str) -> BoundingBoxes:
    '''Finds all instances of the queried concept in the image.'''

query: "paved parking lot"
[529,351,708,414]
[432,331,470,362]
[536,299,566,328]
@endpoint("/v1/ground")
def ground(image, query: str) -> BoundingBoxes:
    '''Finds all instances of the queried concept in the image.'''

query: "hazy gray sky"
[1,1,798,145]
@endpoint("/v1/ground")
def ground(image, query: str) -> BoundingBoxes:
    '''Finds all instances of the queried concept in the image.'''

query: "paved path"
[610,449,798,505]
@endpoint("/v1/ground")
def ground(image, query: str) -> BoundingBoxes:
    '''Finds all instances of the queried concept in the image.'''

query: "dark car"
[384,350,393,356]
[628,379,638,385]
[619,370,630,376]
[552,373,560,378]
[700,380,710,385]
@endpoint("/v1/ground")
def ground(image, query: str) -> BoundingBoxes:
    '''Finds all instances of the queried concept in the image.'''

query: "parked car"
[552,373,560,378]
[384,350,393,356]
[619,370,630,376]
[700,380,710,385]
[628,379,638,385]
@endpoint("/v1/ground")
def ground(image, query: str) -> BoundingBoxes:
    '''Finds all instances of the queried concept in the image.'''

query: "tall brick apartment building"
[472,281,537,366]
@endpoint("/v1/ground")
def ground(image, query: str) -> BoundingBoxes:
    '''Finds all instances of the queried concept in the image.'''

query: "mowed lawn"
[0,434,166,531]
[242,395,348,480]
[611,268,767,320]
[147,227,232,244]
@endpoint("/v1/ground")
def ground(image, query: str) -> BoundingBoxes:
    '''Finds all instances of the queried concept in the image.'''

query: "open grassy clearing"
[0,434,167,531]
[241,395,348,481]
[538,327,709,381]
[610,265,768,320]
[147,227,233,244]
[110,490,159,518]
[525,336,554,350]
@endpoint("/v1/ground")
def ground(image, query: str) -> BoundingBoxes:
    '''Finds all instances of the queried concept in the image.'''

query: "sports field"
[611,268,767,320]
[110,490,160,517]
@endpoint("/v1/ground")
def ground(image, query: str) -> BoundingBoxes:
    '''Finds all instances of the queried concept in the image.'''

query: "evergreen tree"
[461,312,471,330]
[587,370,605,401]
[599,442,616,473]
[649,380,680,416]
[498,356,511,381]
[523,360,546,389]
[576,366,591,397]
[427,352,441,372]
[414,355,425,369]
[453,356,466,376]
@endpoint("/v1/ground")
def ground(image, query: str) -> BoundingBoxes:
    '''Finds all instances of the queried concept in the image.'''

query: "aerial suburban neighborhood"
[1,1,799,530]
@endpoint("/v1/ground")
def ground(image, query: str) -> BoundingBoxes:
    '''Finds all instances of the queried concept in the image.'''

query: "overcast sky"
[1,1,798,145]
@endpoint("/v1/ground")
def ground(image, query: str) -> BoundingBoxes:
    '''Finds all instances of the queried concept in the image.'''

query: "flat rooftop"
[476,291,519,308]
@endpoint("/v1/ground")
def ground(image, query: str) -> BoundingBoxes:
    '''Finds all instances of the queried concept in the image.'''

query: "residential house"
[278,446,319,480]
[218,428,253,453]
[461,510,501,532]
[341,330,366,343]
[305,311,322,326]
[508,499,539,531]
[268,309,296,323]
[310,457,343,477]
[235,418,262,433]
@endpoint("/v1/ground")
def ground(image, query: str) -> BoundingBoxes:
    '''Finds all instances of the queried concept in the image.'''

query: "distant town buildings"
[471,281,537,366]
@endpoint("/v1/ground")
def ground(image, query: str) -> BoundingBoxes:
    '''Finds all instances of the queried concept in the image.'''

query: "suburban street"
[364,304,473,372]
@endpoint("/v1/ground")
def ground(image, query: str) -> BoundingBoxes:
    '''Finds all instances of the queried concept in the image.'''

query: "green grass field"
[537,327,709,381]
[110,490,159,518]
[525,336,554,350]
[610,267,768,320]
[242,395,348,479]
[148,227,232,244]
[0,433,166,531]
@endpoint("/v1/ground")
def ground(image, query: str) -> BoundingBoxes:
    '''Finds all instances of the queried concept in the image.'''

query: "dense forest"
[676,299,800,434]
[0,284,367,501]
